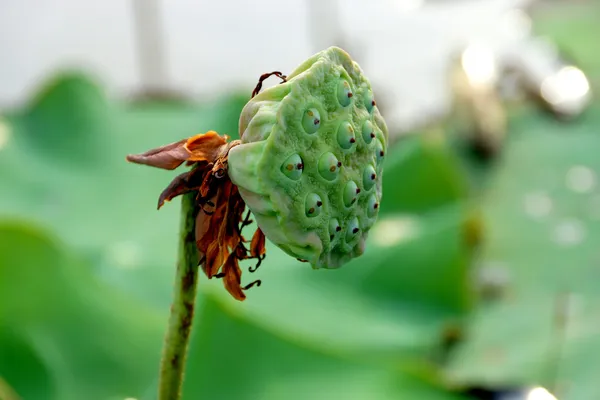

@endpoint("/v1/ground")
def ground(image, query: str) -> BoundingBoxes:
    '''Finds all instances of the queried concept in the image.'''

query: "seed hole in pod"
[375,139,385,164]
[367,194,379,218]
[329,218,341,241]
[337,121,356,150]
[318,152,341,181]
[345,217,360,242]
[362,120,374,144]
[363,165,377,190]
[363,89,375,112]
[337,79,353,107]
[302,108,321,134]
[305,193,323,217]
[280,154,304,180]
[343,181,359,207]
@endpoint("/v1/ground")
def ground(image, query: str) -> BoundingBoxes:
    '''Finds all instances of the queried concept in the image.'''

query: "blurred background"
[1,0,599,399]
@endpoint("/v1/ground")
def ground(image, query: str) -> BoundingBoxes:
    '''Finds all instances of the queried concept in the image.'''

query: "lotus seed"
[305,193,323,217]
[363,89,375,112]
[302,108,321,134]
[318,152,341,181]
[363,165,377,190]
[361,120,375,144]
[329,218,342,240]
[367,194,379,218]
[336,121,356,150]
[337,79,353,107]
[345,217,360,242]
[343,181,359,207]
[281,154,304,180]
[376,139,385,164]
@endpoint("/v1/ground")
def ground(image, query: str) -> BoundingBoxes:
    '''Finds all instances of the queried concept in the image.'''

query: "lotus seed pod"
[228,46,388,268]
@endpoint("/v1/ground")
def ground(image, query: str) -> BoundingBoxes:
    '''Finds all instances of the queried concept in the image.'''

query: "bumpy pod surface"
[228,46,388,268]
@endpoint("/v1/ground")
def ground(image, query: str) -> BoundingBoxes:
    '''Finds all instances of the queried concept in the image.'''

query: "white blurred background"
[1,0,536,130]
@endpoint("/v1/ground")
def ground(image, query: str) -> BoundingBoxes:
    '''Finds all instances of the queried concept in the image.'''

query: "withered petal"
[185,131,229,162]
[250,228,266,258]
[204,241,224,278]
[158,168,205,209]
[196,212,220,252]
[222,252,246,301]
[199,172,216,199]
[126,138,191,170]
[195,192,219,248]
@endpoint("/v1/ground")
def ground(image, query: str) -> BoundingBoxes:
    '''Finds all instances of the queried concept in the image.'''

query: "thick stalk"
[158,192,199,400]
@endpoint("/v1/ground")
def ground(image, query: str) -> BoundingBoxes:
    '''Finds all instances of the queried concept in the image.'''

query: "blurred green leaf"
[355,205,474,313]
[381,130,469,215]
[446,104,600,399]
[0,327,53,400]
[16,72,114,166]
[0,221,164,400]
[182,295,466,400]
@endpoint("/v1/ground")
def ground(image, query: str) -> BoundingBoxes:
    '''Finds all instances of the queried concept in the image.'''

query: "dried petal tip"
[125,131,231,171]
[250,229,266,258]
[222,253,245,301]
[126,138,190,170]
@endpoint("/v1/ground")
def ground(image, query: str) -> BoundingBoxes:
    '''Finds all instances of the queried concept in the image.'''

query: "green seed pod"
[228,46,388,268]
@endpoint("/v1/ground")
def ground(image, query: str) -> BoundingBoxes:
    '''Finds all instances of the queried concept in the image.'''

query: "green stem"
[158,192,200,400]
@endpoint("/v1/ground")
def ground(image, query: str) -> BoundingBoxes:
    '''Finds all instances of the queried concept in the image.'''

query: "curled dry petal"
[194,193,217,248]
[125,138,190,170]
[221,252,245,301]
[157,166,207,209]
[250,229,266,258]
[204,241,223,278]
[126,131,229,171]
[185,131,229,162]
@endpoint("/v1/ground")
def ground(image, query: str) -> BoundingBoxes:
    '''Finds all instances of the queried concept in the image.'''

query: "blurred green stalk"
[158,192,200,400]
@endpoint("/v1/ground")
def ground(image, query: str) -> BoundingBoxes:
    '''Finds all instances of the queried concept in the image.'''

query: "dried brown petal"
[157,166,208,209]
[250,229,266,258]
[222,252,245,301]
[126,138,190,170]
[195,197,215,249]
[185,131,228,162]
[196,214,217,253]
[126,131,230,171]
[204,241,224,278]
[196,204,220,254]
[199,169,216,199]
